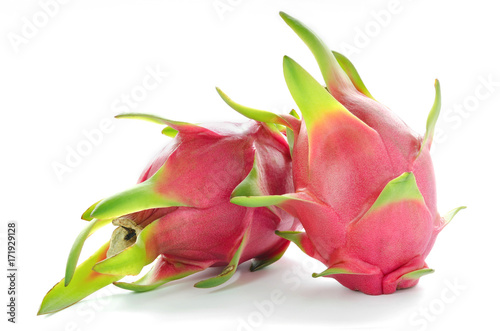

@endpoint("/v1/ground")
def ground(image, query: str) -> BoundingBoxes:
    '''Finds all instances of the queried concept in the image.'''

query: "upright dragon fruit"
[220,12,465,295]
[38,114,298,314]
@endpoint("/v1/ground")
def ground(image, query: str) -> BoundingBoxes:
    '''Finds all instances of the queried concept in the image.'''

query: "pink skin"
[336,91,438,219]
[122,121,299,277]
[150,203,291,267]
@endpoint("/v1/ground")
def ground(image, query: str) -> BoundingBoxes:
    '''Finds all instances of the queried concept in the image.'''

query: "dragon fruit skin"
[38,115,298,315]
[222,12,465,295]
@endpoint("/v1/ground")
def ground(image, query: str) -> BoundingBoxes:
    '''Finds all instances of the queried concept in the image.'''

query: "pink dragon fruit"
[220,12,465,295]
[38,114,299,314]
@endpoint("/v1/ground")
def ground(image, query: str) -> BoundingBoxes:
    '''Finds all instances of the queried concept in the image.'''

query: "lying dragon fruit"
[220,12,465,295]
[38,114,298,314]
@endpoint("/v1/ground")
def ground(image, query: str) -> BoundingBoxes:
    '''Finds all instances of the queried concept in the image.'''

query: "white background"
[1,1,499,330]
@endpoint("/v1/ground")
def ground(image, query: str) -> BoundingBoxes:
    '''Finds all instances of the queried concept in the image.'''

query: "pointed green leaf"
[275,231,308,254]
[194,229,250,288]
[250,254,284,272]
[116,113,195,130]
[286,126,295,156]
[443,206,466,226]
[400,268,434,281]
[289,109,300,119]
[312,267,360,278]
[92,220,161,276]
[116,112,218,137]
[65,218,113,286]
[161,126,178,138]
[279,11,353,92]
[312,262,379,278]
[285,110,299,156]
[231,193,306,208]
[81,200,102,221]
[114,259,207,292]
[419,79,441,155]
[230,154,303,208]
[231,157,262,199]
[283,56,366,132]
[250,244,288,272]
[368,172,424,214]
[38,242,122,315]
[90,174,188,220]
[332,50,374,99]
[216,87,292,127]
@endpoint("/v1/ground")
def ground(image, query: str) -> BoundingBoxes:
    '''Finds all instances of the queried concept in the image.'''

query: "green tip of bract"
[275,231,307,253]
[289,109,300,119]
[192,266,236,288]
[250,247,287,272]
[312,268,352,278]
[216,87,291,127]
[443,206,466,225]
[116,113,190,131]
[231,194,300,208]
[90,177,187,220]
[367,172,424,214]
[230,157,263,198]
[194,229,249,288]
[312,261,379,278]
[161,126,178,138]
[419,79,441,156]
[81,200,102,221]
[113,259,206,293]
[279,12,353,93]
[282,55,361,134]
[332,50,374,99]
[38,242,122,315]
[116,113,179,137]
[113,280,159,292]
[64,218,112,286]
[116,113,173,125]
[278,11,290,20]
[116,113,215,137]
[400,268,435,281]
[283,55,330,127]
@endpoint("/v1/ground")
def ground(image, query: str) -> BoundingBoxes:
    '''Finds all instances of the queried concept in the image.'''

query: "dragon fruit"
[38,114,298,314]
[220,12,465,295]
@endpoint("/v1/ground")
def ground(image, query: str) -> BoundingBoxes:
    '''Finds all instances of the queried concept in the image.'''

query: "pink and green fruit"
[38,115,299,314]
[222,12,465,295]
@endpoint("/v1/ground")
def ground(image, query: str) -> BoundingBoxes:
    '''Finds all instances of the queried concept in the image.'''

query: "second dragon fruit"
[222,12,465,295]
[38,115,299,315]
